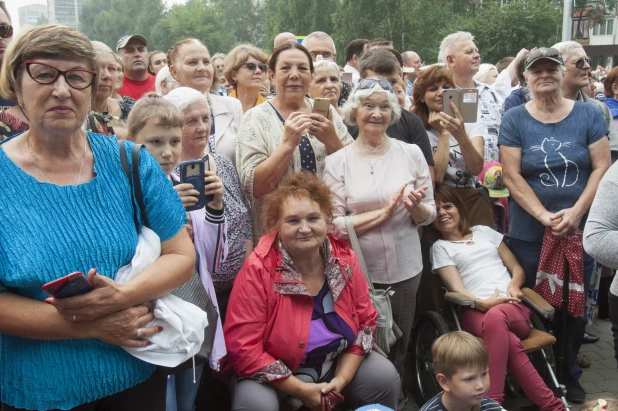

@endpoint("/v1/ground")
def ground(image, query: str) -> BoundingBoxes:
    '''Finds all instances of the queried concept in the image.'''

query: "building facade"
[18,4,48,27]
[47,0,85,28]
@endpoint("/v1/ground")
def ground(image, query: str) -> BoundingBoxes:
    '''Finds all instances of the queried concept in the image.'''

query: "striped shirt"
[420,392,504,411]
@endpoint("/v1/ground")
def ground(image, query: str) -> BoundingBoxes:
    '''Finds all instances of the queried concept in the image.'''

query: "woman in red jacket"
[224,172,400,411]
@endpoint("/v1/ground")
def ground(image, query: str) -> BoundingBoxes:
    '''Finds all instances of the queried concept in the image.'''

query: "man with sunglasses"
[117,34,156,100]
[346,49,435,183]
[0,1,14,111]
[553,41,618,162]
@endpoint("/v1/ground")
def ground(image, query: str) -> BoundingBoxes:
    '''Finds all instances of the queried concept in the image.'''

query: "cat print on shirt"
[531,137,579,188]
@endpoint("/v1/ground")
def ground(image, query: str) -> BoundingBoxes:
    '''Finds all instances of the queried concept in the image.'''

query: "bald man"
[401,51,422,96]
[273,32,296,51]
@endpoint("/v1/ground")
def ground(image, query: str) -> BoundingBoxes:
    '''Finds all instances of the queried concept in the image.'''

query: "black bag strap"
[118,140,149,231]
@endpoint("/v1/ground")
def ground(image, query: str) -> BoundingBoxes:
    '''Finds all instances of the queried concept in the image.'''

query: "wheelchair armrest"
[444,292,475,308]
[521,287,555,321]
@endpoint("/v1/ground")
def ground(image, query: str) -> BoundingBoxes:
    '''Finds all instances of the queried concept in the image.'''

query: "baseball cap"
[524,47,563,71]
[479,160,509,198]
[117,34,147,53]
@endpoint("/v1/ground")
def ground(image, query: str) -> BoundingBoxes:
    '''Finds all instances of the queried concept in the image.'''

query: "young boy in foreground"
[420,331,503,411]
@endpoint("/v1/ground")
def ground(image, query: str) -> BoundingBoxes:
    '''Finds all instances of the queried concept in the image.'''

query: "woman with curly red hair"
[224,172,400,411]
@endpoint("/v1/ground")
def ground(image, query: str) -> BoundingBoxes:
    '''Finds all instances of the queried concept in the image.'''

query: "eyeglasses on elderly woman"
[25,60,97,90]
[357,78,394,93]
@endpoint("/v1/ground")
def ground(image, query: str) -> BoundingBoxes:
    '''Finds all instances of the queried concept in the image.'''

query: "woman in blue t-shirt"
[0,25,195,411]
[499,47,610,403]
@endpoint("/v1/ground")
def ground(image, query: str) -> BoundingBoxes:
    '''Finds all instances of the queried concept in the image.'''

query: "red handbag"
[534,228,585,317]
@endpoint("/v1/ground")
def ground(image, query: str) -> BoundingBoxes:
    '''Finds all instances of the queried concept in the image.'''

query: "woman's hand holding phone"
[48,268,130,322]
[282,112,312,149]
[204,170,224,210]
[174,183,200,208]
[439,103,467,143]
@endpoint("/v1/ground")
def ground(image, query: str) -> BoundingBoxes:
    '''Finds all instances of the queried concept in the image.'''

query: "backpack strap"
[118,140,139,232]
[131,144,150,228]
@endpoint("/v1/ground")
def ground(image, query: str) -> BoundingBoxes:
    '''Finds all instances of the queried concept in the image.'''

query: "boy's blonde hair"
[580,399,618,411]
[432,331,488,378]
[126,95,184,141]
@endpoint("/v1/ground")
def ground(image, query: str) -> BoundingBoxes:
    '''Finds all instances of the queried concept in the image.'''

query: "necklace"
[26,132,88,184]
[356,138,390,175]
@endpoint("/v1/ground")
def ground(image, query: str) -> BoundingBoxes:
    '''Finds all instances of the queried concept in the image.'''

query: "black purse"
[118,141,219,374]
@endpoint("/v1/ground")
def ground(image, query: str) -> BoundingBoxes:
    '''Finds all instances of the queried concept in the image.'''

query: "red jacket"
[224,231,377,383]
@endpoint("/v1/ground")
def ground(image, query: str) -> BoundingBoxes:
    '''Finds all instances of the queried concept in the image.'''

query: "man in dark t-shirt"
[348,49,435,182]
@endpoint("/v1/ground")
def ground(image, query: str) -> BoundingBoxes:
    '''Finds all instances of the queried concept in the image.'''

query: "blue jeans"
[166,365,204,411]
[509,237,594,384]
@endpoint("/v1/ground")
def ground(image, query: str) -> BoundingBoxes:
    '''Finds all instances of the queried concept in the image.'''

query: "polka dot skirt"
[534,227,585,317]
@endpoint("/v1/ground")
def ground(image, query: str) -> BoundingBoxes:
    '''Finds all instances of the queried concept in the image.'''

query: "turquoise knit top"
[0,133,186,410]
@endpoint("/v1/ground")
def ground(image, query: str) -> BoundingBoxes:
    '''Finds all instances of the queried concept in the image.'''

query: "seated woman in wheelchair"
[430,185,565,411]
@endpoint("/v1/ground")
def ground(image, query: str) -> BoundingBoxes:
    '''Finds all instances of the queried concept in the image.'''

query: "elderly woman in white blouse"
[322,79,436,383]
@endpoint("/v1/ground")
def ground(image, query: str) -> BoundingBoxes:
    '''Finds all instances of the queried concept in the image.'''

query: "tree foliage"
[80,0,565,66]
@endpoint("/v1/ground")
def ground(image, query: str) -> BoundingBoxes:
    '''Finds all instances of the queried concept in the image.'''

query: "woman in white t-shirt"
[412,65,494,228]
[430,185,565,411]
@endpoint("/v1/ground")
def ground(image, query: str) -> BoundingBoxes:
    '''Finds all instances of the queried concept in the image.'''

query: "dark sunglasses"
[0,24,12,39]
[575,58,591,70]
[25,60,97,90]
[238,62,268,72]
[358,79,394,93]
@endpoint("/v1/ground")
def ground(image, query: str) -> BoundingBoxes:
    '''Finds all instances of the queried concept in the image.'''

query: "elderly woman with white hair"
[499,47,610,404]
[474,63,499,85]
[323,79,436,380]
[309,60,341,110]
[155,65,178,96]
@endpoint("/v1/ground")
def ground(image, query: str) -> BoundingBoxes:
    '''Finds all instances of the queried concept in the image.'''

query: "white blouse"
[323,139,436,284]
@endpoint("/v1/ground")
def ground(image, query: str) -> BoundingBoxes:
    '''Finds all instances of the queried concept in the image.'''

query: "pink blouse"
[323,139,436,284]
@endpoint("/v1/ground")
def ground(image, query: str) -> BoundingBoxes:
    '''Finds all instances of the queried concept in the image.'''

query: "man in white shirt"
[439,31,525,162]
[343,39,368,86]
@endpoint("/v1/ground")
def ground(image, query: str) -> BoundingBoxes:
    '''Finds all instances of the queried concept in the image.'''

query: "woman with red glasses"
[222,44,269,113]
[0,24,195,411]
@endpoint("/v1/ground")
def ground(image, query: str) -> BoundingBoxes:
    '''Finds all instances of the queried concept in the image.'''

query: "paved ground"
[402,318,617,410]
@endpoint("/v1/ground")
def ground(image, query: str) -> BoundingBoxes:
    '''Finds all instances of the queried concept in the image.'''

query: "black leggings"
[2,370,166,411]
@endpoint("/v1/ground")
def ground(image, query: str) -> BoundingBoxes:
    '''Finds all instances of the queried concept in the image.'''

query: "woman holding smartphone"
[236,42,353,241]
[0,25,194,411]
[411,64,494,228]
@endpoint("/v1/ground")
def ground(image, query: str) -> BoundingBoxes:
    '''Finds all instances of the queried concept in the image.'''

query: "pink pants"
[461,303,564,411]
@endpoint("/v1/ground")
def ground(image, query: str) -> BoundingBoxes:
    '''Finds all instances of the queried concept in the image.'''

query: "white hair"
[163,86,210,114]
[438,31,475,63]
[473,64,497,84]
[313,60,340,77]
[155,65,177,95]
[302,31,336,54]
[342,84,401,127]
[551,41,584,60]
[91,40,115,56]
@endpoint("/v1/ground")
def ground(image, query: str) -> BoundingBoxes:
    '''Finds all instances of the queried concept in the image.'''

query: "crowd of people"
[1,1,618,410]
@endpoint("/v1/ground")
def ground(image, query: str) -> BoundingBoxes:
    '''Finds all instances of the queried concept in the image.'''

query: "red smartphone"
[42,272,94,298]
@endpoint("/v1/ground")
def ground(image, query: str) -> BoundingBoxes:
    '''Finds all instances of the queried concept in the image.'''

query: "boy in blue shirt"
[420,332,503,411]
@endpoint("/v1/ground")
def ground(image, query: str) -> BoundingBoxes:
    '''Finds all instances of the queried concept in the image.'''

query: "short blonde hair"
[223,44,268,88]
[0,24,99,100]
[126,95,184,140]
[438,31,475,64]
[432,331,488,378]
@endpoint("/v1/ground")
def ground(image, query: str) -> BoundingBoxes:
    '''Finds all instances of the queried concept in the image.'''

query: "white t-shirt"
[427,121,486,188]
[430,225,512,299]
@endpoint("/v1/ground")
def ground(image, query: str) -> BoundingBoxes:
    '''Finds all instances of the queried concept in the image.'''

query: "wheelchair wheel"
[411,311,450,405]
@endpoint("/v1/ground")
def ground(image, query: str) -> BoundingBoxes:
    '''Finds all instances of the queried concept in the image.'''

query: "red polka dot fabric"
[533,227,585,317]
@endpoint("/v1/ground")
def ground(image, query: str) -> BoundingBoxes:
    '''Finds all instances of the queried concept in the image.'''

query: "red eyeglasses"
[25,60,97,90]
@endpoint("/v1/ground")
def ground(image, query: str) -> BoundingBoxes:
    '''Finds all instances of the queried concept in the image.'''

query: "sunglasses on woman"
[25,60,97,90]
[0,24,12,39]
[357,79,394,93]
[238,62,268,73]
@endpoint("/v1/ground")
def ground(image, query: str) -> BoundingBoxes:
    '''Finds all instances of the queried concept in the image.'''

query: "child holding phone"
[126,96,228,411]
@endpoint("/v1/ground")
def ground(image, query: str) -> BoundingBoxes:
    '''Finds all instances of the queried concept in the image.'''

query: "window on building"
[594,19,614,36]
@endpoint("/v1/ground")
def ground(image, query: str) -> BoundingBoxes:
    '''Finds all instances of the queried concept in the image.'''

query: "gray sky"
[7,0,187,33]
